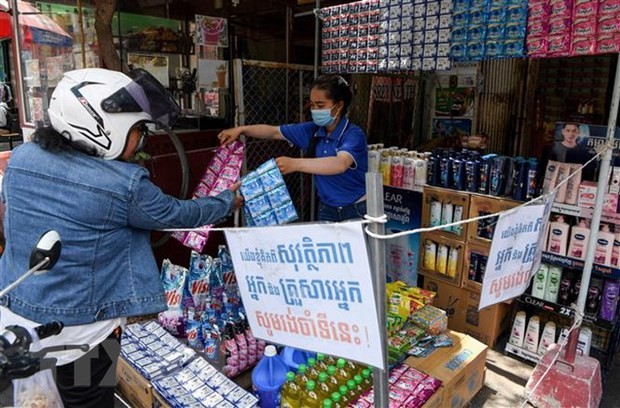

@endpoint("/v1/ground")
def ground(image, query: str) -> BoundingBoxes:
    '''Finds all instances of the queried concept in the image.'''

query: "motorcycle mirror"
[29,230,61,274]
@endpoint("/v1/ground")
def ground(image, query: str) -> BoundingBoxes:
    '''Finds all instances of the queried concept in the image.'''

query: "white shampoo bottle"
[509,311,527,348]
[568,220,590,260]
[547,215,570,257]
[537,321,556,355]
[595,224,615,266]
[524,315,541,353]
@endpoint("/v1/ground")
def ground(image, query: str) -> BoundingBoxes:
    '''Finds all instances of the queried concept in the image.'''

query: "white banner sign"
[225,221,384,369]
[480,202,549,310]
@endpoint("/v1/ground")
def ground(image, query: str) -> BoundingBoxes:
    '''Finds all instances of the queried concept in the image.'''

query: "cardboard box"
[422,186,471,241]
[407,330,488,408]
[458,288,512,347]
[467,195,519,247]
[419,232,465,288]
[116,356,155,408]
[421,276,466,333]
[461,242,490,293]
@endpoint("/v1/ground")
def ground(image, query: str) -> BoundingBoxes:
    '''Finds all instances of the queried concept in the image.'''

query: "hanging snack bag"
[172,141,245,251]
[158,259,189,337]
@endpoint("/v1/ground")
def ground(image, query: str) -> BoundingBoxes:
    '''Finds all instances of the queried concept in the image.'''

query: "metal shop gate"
[233,59,316,222]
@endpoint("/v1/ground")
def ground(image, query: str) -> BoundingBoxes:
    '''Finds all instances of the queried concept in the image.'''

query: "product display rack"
[541,251,620,280]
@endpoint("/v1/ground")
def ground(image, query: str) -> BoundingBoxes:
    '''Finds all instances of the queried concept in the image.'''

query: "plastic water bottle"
[251,345,288,408]
[280,347,313,372]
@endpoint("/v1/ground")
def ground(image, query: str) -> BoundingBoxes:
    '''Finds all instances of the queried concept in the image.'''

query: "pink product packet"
[597,35,620,53]
[550,0,574,18]
[528,20,550,37]
[394,377,421,393]
[401,367,428,382]
[572,37,597,55]
[391,363,410,376]
[599,0,620,16]
[573,1,599,18]
[403,395,426,408]
[526,37,549,57]
[388,387,411,403]
[548,34,572,56]
[549,17,573,35]
[598,14,620,36]
[528,2,549,20]
[173,141,245,251]
[573,18,598,37]
[420,375,442,391]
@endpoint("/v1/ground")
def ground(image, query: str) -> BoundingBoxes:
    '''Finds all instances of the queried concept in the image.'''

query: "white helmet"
[48,68,180,160]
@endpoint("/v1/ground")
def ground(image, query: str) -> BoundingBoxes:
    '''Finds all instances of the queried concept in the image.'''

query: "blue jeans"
[317,200,367,222]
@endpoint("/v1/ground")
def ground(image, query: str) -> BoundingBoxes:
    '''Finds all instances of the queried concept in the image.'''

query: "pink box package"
[172,141,245,252]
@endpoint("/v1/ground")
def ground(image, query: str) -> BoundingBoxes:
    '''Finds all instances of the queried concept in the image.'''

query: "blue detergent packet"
[253,211,278,226]
[245,194,271,218]
[239,175,263,201]
[267,185,292,208]
[186,320,204,350]
[158,260,188,337]
[275,202,299,224]
[186,252,213,314]
[261,168,285,191]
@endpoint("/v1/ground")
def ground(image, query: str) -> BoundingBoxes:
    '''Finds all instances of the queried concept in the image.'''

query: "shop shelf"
[504,343,541,364]
[541,252,620,280]
[517,294,617,331]
[551,202,620,225]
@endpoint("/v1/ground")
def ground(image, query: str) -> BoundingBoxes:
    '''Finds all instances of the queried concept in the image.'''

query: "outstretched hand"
[275,156,299,175]
[229,181,244,211]
[218,128,242,145]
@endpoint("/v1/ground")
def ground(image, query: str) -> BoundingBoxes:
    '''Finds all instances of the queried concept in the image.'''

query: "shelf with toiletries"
[421,186,470,241]
[419,232,465,288]
[541,252,620,280]
[551,203,620,225]
[518,294,617,331]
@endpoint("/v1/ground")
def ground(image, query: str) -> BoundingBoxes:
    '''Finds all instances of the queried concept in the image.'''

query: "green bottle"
[338,385,351,405]
[325,366,340,393]
[322,398,333,408]
[331,391,344,408]
[361,368,373,390]
[281,371,301,408]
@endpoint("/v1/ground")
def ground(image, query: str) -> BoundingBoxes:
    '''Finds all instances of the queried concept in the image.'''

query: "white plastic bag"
[13,368,64,407]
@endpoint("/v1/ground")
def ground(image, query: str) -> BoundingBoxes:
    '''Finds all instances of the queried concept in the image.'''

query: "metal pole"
[313,0,320,79]
[568,54,620,361]
[77,0,86,69]
[366,172,389,408]
[9,0,26,129]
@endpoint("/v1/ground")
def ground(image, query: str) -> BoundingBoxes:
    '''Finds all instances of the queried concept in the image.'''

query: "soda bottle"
[361,369,372,390]
[331,391,344,408]
[346,379,359,400]
[335,359,351,384]
[301,380,320,408]
[325,366,340,393]
[307,357,321,380]
[338,385,351,405]
[322,399,333,408]
[316,372,332,402]
[352,375,365,396]
[315,353,330,372]
[296,364,311,389]
[281,371,301,408]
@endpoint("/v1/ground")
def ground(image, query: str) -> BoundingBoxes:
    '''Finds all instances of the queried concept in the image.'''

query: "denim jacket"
[0,142,235,325]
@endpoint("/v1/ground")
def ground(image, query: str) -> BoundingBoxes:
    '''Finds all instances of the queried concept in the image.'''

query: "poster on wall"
[127,54,169,87]
[24,59,41,88]
[435,87,475,117]
[225,222,385,369]
[198,59,228,89]
[431,118,472,140]
[384,186,422,286]
[46,56,64,87]
[195,15,228,47]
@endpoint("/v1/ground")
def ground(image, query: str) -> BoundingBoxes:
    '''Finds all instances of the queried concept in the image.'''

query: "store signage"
[480,198,552,310]
[225,221,384,369]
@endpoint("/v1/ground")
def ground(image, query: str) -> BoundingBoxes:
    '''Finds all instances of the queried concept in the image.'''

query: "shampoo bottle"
[595,224,615,266]
[509,311,527,348]
[554,163,569,204]
[531,264,549,299]
[543,266,562,303]
[565,164,582,205]
[579,327,592,356]
[423,240,437,271]
[613,228,620,267]
[547,216,570,256]
[436,244,449,274]
[441,201,454,231]
[429,200,442,227]
[600,280,620,321]
[537,321,556,356]
[523,315,541,353]
[447,247,459,278]
[568,220,590,260]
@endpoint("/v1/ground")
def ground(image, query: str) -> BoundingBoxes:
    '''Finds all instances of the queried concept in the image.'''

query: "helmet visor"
[100,68,180,128]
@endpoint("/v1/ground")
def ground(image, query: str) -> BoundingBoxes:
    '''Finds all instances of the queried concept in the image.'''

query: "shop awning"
[0,0,72,47]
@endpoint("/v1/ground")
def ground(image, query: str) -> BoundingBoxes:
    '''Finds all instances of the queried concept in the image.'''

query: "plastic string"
[364,144,609,240]
[159,142,609,235]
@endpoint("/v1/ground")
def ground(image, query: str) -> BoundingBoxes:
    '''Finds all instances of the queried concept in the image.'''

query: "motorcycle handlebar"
[33,321,63,341]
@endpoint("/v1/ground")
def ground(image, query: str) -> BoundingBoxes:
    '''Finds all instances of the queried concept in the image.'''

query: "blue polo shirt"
[279,118,368,207]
